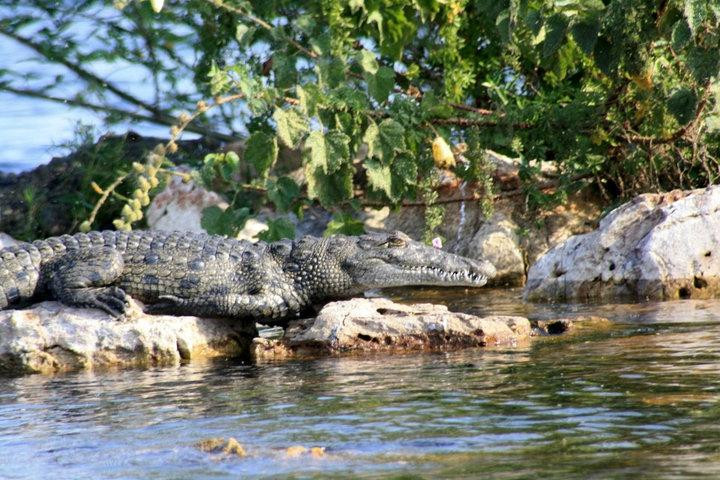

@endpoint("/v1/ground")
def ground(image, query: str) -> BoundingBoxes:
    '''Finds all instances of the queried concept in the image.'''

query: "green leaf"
[684,0,709,35]
[391,152,418,186]
[201,206,251,237]
[310,31,332,55]
[593,36,618,75]
[543,13,569,58]
[323,213,365,236]
[525,9,543,36]
[325,130,351,172]
[364,158,393,199]
[367,11,383,39]
[245,131,277,178]
[273,107,308,147]
[307,129,350,174]
[297,84,321,117]
[687,46,719,83]
[377,8,416,59]
[235,23,251,45]
[273,54,297,89]
[571,17,600,55]
[220,151,240,181]
[316,57,346,88]
[363,120,381,159]
[349,0,365,12]
[357,49,378,74]
[667,88,698,125]
[307,129,327,172]
[367,66,395,103]
[306,163,354,206]
[258,217,296,242]
[672,19,692,50]
[267,176,301,212]
[378,118,406,161]
[495,9,511,45]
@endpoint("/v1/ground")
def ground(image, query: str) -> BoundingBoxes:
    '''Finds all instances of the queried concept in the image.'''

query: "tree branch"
[0,28,167,119]
[0,85,238,142]
[625,81,711,145]
[431,116,532,129]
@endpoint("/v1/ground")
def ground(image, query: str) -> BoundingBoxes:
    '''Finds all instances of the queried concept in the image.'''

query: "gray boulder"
[524,187,720,301]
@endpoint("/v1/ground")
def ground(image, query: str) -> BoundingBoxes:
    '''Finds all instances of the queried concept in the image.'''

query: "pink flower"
[432,237,442,249]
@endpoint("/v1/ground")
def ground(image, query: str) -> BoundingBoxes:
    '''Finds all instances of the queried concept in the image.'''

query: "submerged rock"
[0,300,256,375]
[195,437,326,460]
[196,437,247,458]
[252,298,531,360]
[525,186,720,301]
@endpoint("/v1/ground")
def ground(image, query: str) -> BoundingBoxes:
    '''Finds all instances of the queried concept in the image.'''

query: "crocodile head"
[283,231,496,301]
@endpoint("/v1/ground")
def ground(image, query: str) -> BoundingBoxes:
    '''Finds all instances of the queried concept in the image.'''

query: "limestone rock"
[146,167,228,233]
[524,186,720,301]
[146,169,329,239]
[252,298,530,360]
[0,300,256,375]
[0,232,17,249]
[460,213,525,286]
[364,151,599,287]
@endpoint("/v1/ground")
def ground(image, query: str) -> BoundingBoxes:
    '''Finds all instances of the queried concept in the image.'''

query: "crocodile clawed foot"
[77,286,130,319]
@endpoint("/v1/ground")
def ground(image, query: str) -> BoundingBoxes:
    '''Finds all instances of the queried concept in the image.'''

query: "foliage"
[2,0,720,239]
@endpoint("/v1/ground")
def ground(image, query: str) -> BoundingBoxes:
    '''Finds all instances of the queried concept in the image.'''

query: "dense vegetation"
[1,0,719,239]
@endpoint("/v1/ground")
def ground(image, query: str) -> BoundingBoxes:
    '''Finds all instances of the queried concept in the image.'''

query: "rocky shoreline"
[0,297,546,376]
[2,136,720,376]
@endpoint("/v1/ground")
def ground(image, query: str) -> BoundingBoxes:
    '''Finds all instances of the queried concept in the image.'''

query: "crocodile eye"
[385,236,407,248]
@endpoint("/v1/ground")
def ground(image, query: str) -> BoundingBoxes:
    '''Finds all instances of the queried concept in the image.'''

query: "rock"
[195,438,326,460]
[532,316,613,336]
[236,207,331,241]
[196,438,247,458]
[146,167,228,233]
[146,169,330,239]
[524,186,720,301]
[0,300,256,376]
[364,151,600,287]
[252,298,531,360]
[0,232,17,249]
[459,212,525,286]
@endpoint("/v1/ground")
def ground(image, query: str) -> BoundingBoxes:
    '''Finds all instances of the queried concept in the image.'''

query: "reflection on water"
[2,290,720,478]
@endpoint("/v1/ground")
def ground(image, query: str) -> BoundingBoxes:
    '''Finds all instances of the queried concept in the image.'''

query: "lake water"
[2,288,720,479]
[0,34,172,174]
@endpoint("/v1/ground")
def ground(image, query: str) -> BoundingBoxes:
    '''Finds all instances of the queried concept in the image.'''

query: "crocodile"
[0,230,495,323]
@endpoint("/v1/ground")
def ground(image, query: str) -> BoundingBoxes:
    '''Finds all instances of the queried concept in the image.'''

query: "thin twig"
[209,0,318,59]
[85,173,129,226]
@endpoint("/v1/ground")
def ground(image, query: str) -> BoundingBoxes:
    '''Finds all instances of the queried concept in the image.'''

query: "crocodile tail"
[0,243,44,309]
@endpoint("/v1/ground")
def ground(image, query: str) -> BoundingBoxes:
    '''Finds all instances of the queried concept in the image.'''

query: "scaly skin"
[0,230,495,322]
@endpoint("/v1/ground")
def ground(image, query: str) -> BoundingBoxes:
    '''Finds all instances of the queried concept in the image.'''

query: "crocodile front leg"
[44,247,129,317]
[144,291,294,320]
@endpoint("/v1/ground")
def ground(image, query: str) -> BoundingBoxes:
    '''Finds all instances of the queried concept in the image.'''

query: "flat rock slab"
[0,301,256,375]
[252,298,531,360]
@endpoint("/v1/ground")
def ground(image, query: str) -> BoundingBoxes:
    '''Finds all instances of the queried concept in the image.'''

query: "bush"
[2,0,719,238]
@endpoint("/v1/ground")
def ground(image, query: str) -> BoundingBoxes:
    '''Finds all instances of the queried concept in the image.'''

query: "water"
[2,289,720,479]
